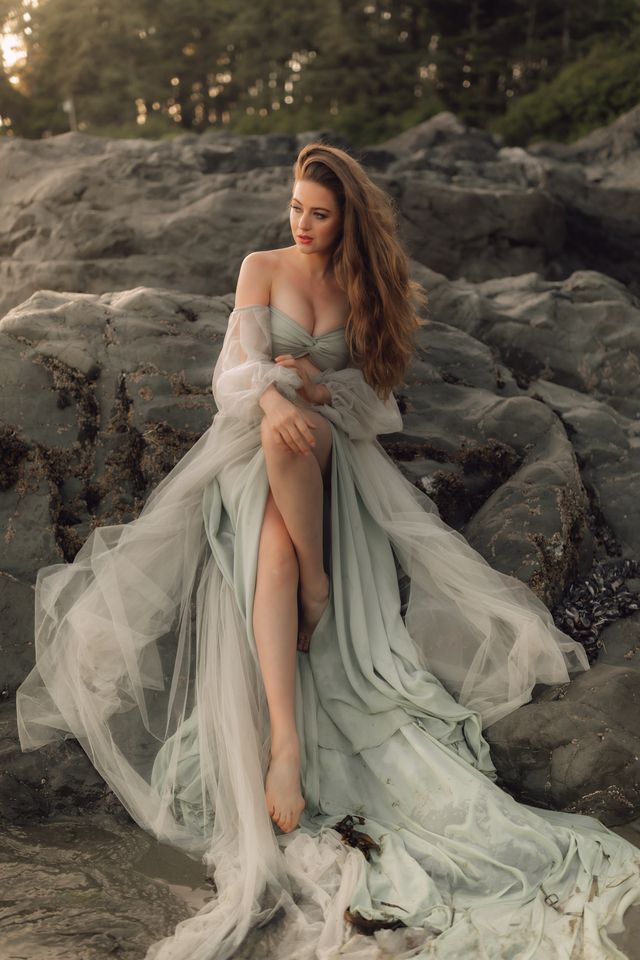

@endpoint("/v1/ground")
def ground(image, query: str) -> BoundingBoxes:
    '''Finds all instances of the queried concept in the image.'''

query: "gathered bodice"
[268,304,350,372]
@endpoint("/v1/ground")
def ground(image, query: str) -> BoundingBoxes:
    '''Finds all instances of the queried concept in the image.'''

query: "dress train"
[15,304,639,959]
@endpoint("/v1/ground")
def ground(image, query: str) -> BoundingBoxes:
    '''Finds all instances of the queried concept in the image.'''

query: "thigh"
[304,409,333,482]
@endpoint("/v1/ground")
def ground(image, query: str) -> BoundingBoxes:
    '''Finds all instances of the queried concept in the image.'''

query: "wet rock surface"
[0,810,213,960]
[0,699,115,820]
[0,795,638,960]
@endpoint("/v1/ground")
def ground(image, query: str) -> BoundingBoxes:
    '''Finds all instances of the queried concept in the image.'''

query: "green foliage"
[492,34,640,144]
[1,0,639,144]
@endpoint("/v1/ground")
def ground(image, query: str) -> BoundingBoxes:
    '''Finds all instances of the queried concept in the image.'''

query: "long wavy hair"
[292,141,426,399]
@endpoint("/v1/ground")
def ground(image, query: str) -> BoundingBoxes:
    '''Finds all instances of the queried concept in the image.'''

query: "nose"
[298,210,311,231]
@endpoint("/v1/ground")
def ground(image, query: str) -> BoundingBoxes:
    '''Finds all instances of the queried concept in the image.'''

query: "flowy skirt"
[15,406,640,959]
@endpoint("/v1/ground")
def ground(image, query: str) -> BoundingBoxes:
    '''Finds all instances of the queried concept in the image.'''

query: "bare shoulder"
[234,248,291,308]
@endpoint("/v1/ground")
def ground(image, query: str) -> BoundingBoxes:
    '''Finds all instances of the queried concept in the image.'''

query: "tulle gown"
[15,302,640,959]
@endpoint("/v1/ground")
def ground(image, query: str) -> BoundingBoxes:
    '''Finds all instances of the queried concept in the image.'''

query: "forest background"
[1,0,640,146]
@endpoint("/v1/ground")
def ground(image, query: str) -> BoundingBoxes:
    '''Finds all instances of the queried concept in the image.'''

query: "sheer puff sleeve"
[212,304,303,422]
[314,366,403,440]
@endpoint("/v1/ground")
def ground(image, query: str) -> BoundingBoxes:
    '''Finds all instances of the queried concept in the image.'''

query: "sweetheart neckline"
[233,302,346,340]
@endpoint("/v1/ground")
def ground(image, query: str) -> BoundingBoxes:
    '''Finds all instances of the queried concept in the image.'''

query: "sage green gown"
[16,303,640,959]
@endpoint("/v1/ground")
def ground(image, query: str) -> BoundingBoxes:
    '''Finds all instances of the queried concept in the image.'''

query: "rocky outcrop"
[377,107,640,293]
[0,132,292,317]
[1,114,640,834]
[3,108,640,322]
[485,664,640,826]
[417,265,640,557]
[0,266,618,695]
[0,287,224,691]
[396,312,592,605]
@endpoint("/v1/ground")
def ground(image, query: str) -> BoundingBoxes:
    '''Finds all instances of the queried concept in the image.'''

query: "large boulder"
[529,104,640,292]
[0,287,223,692]
[419,265,640,557]
[0,132,298,318]
[485,664,640,826]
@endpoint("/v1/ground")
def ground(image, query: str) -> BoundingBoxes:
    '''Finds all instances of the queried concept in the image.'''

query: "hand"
[260,389,318,455]
[274,354,328,405]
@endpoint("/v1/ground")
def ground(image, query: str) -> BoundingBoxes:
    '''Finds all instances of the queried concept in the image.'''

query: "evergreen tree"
[1,0,639,143]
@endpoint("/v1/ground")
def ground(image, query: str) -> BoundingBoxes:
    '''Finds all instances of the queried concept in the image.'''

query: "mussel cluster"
[552,558,640,663]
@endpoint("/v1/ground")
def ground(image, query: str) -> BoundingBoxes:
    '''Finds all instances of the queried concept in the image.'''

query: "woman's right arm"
[211,253,319,454]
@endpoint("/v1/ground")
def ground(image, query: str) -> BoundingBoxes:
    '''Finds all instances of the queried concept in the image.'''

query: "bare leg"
[253,491,304,833]
[261,410,333,642]
[253,411,333,833]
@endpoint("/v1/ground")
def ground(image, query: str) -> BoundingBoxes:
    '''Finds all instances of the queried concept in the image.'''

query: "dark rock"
[415,265,640,560]
[388,173,566,282]
[484,665,640,825]
[378,111,503,164]
[0,699,114,820]
[0,288,223,692]
[389,377,592,607]
[0,571,35,695]
[3,108,640,320]
[525,379,640,558]
[598,611,640,669]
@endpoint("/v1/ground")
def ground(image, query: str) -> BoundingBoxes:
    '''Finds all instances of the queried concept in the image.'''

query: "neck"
[294,246,334,280]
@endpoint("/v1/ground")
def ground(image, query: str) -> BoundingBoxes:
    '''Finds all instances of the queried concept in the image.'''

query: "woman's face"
[289,179,342,255]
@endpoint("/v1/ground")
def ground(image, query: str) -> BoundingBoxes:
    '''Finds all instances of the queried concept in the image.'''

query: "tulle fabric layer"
[15,304,602,959]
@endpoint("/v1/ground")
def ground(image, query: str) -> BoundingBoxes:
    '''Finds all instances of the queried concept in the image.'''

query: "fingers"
[297,419,317,450]
[287,421,316,455]
[276,415,316,455]
[275,357,299,370]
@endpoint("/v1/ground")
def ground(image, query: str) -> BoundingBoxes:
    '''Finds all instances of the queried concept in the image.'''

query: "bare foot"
[265,742,305,833]
[297,574,330,653]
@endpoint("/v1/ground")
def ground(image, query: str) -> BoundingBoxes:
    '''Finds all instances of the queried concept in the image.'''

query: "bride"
[15,142,640,959]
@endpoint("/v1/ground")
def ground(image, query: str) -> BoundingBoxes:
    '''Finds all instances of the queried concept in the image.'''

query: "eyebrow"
[290,198,332,212]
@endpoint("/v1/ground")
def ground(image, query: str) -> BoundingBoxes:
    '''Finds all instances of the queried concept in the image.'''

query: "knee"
[260,416,297,458]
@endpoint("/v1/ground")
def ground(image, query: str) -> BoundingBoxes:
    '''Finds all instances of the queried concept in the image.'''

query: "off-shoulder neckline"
[232,302,346,340]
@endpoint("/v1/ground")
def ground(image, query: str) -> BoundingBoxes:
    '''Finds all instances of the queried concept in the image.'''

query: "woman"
[239,146,427,835]
[15,142,640,960]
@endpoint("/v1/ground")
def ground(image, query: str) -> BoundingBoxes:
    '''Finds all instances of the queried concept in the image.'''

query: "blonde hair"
[292,141,426,398]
